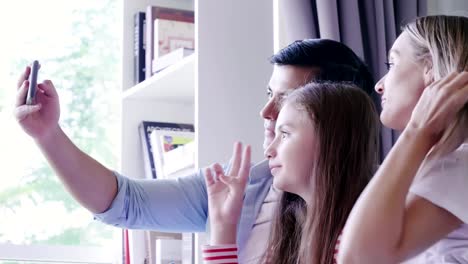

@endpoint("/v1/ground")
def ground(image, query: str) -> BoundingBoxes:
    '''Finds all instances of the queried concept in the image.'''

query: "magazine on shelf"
[152,47,194,74]
[150,130,195,179]
[153,18,194,59]
[138,121,194,179]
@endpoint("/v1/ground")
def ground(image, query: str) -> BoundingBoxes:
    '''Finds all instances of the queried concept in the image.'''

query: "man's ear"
[423,60,434,86]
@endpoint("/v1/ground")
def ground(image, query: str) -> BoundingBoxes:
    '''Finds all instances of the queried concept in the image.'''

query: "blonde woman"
[339,15,468,263]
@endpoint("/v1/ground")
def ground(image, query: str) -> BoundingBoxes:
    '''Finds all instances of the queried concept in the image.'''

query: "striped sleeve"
[202,244,239,264]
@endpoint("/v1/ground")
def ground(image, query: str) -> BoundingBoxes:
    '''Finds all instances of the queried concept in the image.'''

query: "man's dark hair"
[270,39,374,95]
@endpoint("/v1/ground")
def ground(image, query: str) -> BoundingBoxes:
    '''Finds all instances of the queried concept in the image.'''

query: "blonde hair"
[404,15,468,157]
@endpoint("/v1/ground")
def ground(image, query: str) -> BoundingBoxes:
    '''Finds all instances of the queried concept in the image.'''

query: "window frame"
[0,243,119,264]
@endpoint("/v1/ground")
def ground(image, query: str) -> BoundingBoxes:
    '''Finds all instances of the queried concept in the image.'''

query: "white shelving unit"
[122,54,195,102]
[121,0,274,263]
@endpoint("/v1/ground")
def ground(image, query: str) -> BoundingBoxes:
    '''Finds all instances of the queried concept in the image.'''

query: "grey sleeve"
[94,170,209,232]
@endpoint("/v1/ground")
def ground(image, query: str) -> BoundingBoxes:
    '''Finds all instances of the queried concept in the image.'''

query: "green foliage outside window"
[0,0,120,247]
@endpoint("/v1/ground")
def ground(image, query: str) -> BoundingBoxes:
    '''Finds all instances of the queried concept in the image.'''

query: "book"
[150,130,195,179]
[153,19,195,59]
[139,121,194,179]
[145,6,194,79]
[162,140,195,176]
[151,47,194,74]
[134,12,146,85]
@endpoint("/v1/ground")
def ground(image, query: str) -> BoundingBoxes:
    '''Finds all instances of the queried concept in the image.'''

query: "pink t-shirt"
[405,143,468,263]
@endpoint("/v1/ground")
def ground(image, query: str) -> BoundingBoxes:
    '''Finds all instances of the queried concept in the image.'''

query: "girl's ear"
[423,60,434,86]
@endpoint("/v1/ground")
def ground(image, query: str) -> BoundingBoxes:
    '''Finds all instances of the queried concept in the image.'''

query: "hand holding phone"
[26,60,40,105]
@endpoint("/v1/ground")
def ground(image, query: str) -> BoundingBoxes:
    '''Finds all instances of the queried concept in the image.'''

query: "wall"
[427,0,468,15]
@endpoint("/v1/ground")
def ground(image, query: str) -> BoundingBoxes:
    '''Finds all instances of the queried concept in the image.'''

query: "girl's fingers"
[213,163,225,178]
[228,142,242,177]
[239,145,251,185]
[218,174,234,186]
[204,167,215,187]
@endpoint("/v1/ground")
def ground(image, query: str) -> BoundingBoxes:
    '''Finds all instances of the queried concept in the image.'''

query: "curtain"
[279,0,427,160]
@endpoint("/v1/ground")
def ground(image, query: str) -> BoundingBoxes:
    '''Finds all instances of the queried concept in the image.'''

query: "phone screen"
[26,60,39,105]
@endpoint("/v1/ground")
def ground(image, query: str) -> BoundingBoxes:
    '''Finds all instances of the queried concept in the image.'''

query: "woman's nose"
[374,77,385,94]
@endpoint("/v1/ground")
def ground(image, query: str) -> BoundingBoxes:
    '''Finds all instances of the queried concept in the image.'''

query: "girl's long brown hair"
[265,82,379,264]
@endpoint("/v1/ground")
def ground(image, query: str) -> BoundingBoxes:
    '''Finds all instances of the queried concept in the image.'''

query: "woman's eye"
[384,61,395,70]
[266,90,273,98]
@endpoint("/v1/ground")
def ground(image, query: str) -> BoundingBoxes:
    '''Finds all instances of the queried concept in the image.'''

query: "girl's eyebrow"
[276,123,294,131]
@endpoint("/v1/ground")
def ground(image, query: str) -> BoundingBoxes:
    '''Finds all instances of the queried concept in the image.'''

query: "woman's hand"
[204,142,251,245]
[408,71,468,144]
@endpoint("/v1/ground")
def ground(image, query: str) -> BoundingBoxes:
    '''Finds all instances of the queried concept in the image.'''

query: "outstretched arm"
[15,66,117,213]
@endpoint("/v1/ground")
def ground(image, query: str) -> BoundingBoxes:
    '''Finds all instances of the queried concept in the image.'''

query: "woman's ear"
[423,60,434,86]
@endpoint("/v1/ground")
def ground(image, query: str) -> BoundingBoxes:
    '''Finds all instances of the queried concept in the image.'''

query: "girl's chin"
[272,179,289,193]
[272,179,282,191]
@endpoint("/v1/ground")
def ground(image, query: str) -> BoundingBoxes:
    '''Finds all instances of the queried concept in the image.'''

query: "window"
[0,0,121,263]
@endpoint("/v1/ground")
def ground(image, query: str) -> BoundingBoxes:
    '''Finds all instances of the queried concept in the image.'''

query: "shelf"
[122,54,195,102]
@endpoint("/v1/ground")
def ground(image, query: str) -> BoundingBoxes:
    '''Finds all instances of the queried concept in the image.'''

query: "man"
[15,39,374,263]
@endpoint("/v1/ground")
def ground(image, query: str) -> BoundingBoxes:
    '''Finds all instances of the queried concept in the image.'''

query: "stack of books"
[133,6,194,85]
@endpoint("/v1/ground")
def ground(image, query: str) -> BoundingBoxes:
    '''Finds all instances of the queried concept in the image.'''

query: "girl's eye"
[280,131,289,139]
[384,61,395,70]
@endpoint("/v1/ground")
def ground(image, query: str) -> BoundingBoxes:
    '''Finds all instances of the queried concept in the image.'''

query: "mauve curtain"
[279,0,427,160]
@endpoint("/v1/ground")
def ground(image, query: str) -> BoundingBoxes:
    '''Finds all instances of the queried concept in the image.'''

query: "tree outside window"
[0,0,121,262]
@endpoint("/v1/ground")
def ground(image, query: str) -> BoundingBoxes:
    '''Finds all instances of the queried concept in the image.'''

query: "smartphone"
[26,60,40,105]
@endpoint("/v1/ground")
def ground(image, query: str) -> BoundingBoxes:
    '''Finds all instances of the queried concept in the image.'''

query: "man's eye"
[267,91,273,98]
